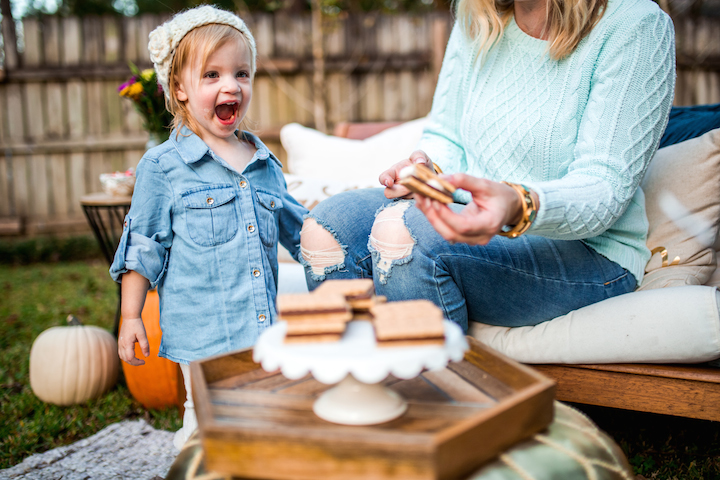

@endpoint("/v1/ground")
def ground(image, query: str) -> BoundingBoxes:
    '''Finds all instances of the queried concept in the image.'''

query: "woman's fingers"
[415,196,495,245]
[379,150,434,194]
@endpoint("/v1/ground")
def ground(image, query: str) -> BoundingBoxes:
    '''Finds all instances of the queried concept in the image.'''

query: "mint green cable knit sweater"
[418,0,675,283]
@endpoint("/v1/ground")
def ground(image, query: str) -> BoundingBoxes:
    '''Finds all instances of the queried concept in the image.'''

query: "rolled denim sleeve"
[109,156,173,288]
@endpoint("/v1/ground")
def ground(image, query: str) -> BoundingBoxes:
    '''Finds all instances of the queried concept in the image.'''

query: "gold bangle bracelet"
[498,182,537,239]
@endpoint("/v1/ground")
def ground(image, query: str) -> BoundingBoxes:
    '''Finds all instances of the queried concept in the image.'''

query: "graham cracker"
[314,279,375,300]
[370,299,446,341]
[376,337,446,348]
[277,293,349,315]
[285,319,349,335]
[283,332,343,344]
[279,311,353,323]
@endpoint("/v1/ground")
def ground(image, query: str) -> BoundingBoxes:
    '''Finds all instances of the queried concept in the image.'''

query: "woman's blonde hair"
[167,23,254,135]
[455,0,607,61]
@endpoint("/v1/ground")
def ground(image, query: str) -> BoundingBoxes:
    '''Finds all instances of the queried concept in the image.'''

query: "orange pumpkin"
[120,289,184,409]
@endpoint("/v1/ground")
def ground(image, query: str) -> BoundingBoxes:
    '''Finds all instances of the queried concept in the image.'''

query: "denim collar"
[170,125,282,168]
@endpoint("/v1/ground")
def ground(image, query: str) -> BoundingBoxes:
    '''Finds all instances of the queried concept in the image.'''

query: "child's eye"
[204,71,219,78]
[236,71,249,78]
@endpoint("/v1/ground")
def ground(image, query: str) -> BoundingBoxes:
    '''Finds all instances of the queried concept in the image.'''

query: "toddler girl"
[110,5,307,450]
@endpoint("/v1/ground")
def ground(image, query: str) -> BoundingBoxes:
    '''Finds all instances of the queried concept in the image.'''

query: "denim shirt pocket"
[182,184,239,247]
[255,190,283,247]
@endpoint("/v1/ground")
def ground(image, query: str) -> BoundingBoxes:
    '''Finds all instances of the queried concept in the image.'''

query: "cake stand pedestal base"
[313,374,408,425]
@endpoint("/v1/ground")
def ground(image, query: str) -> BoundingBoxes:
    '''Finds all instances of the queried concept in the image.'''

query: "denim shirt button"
[258,314,266,322]
[239,180,248,188]
[270,201,275,208]
[253,269,261,277]
[206,197,214,205]
[248,225,255,233]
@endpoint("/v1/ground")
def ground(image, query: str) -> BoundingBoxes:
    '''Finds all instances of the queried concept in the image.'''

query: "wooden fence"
[0,11,718,236]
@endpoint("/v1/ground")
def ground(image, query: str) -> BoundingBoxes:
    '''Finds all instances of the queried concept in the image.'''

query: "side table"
[80,192,132,337]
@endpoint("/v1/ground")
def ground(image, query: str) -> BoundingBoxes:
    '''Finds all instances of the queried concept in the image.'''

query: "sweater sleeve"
[417,23,468,175]
[527,10,675,239]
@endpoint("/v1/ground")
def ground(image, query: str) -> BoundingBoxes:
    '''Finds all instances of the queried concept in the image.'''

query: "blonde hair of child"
[455,0,607,61]
[167,24,255,136]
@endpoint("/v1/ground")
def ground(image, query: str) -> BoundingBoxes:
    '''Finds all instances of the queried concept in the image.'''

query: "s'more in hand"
[370,299,446,347]
[399,164,456,204]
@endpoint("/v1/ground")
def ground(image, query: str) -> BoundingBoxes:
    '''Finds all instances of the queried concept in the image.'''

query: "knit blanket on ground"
[0,420,176,480]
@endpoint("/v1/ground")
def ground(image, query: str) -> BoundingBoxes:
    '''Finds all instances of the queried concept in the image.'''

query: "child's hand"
[118,317,150,366]
[379,150,434,199]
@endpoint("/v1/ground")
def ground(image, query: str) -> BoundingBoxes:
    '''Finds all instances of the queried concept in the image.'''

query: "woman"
[299,0,675,331]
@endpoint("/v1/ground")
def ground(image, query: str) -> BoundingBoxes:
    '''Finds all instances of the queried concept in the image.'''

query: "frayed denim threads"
[299,214,348,282]
[368,201,416,284]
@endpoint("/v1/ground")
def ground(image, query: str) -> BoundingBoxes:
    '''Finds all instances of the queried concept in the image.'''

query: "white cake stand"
[252,320,468,425]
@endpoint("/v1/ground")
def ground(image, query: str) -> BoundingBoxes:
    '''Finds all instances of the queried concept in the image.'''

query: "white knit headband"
[148,5,257,99]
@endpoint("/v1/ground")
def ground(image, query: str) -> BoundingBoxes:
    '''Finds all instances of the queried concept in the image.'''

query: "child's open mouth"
[215,102,239,125]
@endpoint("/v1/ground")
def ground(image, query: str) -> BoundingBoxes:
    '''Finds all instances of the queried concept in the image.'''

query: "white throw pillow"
[284,173,378,212]
[639,128,720,289]
[280,117,429,182]
[469,286,720,364]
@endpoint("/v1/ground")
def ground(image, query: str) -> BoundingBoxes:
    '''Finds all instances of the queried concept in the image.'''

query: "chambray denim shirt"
[110,126,307,364]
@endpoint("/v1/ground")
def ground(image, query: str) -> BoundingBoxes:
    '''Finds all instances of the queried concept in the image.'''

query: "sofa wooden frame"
[331,121,720,422]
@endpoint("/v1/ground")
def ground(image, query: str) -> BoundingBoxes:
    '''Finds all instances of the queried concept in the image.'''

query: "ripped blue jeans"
[300,188,636,332]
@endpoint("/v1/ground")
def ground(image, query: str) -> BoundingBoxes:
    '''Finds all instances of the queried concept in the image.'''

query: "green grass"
[0,260,180,470]
[574,404,720,480]
[2,261,720,478]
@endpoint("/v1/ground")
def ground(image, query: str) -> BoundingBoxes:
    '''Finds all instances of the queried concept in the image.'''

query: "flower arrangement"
[118,63,174,142]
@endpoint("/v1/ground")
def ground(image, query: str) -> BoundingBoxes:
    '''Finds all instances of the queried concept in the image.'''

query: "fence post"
[1,0,19,70]
[310,0,327,133]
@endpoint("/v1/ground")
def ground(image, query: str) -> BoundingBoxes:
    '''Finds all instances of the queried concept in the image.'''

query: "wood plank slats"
[67,80,86,138]
[534,364,720,422]
[29,154,49,218]
[24,83,44,140]
[123,15,139,63]
[0,156,11,216]
[45,83,65,138]
[49,153,69,217]
[61,17,82,65]
[6,84,25,142]
[11,155,28,217]
[103,16,121,64]
[68,152,86,215]
[22,18,42,67]
[83,16,103,64]
[42,16,61,66]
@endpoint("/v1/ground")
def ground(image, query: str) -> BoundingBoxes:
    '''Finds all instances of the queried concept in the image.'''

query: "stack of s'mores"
[313,279,385,318]
[276,280,447,347]
[370,299,446,347]
[277,293,352,344]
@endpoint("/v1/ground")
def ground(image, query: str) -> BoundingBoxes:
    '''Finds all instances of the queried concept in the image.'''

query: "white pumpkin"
[29,321,119,406]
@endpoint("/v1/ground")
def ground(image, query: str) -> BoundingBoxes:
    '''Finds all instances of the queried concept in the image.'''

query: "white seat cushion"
[469,286,720,364]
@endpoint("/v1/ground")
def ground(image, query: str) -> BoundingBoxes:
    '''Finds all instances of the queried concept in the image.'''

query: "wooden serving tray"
[190,337,555,480]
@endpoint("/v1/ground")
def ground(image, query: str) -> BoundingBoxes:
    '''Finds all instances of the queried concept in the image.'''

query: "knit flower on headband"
[148,5,257,99]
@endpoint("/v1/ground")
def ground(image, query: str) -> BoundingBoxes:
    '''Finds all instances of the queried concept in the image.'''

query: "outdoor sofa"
[274,117,720,421]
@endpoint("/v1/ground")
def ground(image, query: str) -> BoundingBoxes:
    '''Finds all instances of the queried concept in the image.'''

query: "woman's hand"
[379,150,434,199]
[118,317,150,366]
[415,174,528,245]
